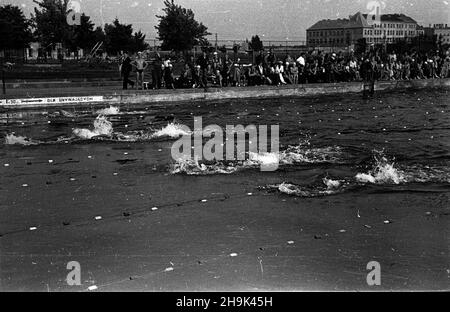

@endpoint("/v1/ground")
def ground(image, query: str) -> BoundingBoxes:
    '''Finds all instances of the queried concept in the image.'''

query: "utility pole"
[1,60,5,95]
[2,67,5,95]
[215,33,218,51]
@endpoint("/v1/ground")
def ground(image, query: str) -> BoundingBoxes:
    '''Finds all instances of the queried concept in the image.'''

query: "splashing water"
[4,134,38,146]
[323,177,341,189]
[151,123,191,138]
[264,151,429,198]
[267,152,450,198]
[356,152,406,185]
[93,116,113,136]
[171,157,238,175]
[114,131,153,142]
[60,110,75,118]
[272,177,346,197]
[95,106,120,115]
[170,141,343,175]
[277,183,311,196]
[72,115,113,139]
[171,152,279,176]
[246,152,280,167]
[280,144,342,164]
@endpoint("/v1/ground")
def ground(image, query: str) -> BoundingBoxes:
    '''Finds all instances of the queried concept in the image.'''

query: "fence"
[144,38,307,49]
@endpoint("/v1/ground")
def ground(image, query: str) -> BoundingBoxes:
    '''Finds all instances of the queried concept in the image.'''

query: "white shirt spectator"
[296,55,305,66]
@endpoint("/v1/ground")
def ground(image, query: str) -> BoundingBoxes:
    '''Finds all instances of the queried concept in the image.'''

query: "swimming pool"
[1,88,449,290]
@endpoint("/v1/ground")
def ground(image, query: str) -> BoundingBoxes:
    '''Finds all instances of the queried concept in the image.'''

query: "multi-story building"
[307,12,421,48]
[424,24,450,45]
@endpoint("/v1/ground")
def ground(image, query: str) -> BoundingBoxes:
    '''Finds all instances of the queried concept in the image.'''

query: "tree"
[0,4,33,51]
[92,26,106,44]
[155,0,210,52]
[355,38,367,55]
[32,0,71,49]
[249,35,263,52]
[104,18,148,54]
[218,45,227,53]
[232,43,240,54]
[71,14,96,51]
[133,30,149,53]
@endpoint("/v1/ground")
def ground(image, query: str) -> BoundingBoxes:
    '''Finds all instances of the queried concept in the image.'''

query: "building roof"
[307,12,417,31]
[308,12,370,30]
[307,19,352,30]
[362,13,417,24]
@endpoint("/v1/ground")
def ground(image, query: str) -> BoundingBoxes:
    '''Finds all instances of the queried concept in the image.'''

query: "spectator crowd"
[119,47,450,90]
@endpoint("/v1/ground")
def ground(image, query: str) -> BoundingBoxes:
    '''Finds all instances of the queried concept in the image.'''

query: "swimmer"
[132,51,148,90]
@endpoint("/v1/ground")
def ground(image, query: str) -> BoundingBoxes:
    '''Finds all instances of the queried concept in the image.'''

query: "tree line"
[1,0,268,58]
[1,0,230,57]
[0,0,150,56]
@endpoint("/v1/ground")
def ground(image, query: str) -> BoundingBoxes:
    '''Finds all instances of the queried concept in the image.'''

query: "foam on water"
[4,134,38,146]
[60,110,76,118]
[272,177,347,197]
[112,122,190,142]
[280,144,342,164]
[5,119,189,144]
[171,157,238,175]
[114,131,153,142]
[95,106,120,115]
[403,164,450,184]
[323,177,342,189]
[246,151,280,167]
[170,141,343,175]
[151,123,191,138]
[266,150,450,198]
[356,152,406,185]
[72,115,113,139]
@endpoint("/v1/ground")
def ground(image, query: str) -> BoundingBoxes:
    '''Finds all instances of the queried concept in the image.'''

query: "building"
[0,48,26,62]
[1,42,87,63]
[424,24,450,45]
[25,42,86,60]
[307,12,421,49]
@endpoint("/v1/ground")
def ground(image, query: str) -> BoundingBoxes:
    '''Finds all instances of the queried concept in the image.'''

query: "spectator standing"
[221,54,232,87]
[296,53,306,67]
[121,51,135,90]
[196,51,209,89]
[290,63,299,84]
[152,53,163,89]
[265,49,277,66]
[212,52,223,87]
[163,59,175,89]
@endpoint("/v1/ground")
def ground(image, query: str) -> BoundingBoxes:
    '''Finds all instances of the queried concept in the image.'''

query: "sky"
[2,0,450,42]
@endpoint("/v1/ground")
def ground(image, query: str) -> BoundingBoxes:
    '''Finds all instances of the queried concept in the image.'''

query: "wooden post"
[215,33,218,51]
[2,68,5,95]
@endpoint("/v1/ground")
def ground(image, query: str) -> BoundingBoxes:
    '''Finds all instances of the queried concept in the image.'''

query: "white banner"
[0,96,104,106]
